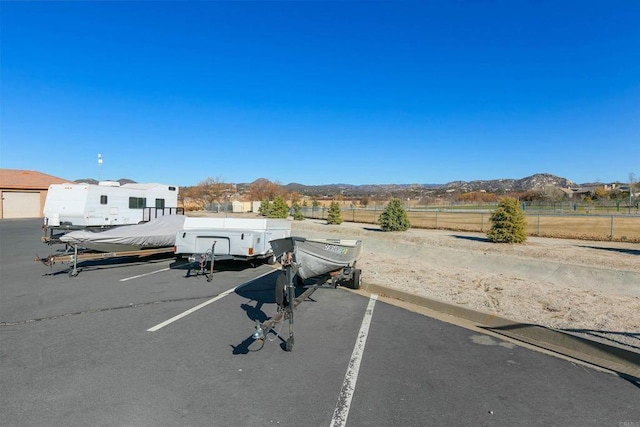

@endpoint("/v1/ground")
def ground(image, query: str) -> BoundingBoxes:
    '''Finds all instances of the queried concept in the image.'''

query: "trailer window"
[155,199,165,209]
[129,197,146,209]
[100,195,108,205]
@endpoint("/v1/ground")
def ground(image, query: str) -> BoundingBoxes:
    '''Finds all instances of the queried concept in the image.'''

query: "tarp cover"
[60,215,186,250]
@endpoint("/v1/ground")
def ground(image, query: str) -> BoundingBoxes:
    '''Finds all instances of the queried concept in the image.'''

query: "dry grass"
[309,209,640,242]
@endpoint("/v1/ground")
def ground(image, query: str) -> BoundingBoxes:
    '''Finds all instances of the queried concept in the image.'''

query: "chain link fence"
[301,207,640,242]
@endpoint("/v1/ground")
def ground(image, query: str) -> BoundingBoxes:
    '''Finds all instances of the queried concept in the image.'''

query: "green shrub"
[258,199,270,216]
[379,198,411,231]
[268,196,289,219]
[292,201,304,221]
[326,201,343,225]
[487,197,527,243]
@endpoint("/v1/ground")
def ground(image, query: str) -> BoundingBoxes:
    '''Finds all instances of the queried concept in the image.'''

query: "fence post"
[610,216,614,241]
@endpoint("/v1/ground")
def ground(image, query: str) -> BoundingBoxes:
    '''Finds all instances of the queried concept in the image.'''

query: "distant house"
[0,169,69,219]
[560,187,593,199]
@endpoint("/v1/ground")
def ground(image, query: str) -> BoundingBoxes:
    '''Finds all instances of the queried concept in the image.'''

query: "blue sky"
[1,1,638,187]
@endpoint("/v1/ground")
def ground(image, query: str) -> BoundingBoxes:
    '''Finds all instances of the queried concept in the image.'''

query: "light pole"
[97,153,103,181]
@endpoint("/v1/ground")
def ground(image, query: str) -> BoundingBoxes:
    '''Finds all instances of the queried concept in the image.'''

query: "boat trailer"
[251,253,308,352]
[251,252,356,352]
[36,245,174,277]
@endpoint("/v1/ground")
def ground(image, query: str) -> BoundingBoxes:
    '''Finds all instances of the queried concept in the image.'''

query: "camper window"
[100,195,108,205]
[155,199,165,209]
[129,197,146,209]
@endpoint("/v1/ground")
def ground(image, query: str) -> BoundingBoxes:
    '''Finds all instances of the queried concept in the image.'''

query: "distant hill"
[273,173,577,198]
[75,173,587,198]
[442,173,575,192]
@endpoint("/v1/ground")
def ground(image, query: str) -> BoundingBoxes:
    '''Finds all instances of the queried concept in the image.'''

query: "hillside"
[275,173,577,198]
[75,173,592,198]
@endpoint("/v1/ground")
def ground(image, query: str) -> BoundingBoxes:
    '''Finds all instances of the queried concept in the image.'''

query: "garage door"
[2,192,42,218]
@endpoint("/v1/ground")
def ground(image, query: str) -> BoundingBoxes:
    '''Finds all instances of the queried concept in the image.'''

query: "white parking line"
[147,269,277,332]
[120,268,170,282]
[147,287,237,332]
[330,293,378,427]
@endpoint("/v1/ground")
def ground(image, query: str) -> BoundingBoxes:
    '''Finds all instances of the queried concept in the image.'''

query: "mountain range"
[76,173,606,198]
[274,173,581,197]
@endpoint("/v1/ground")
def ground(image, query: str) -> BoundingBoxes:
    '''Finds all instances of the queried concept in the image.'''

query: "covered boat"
[59,215,186,252]
[269,236,362,280]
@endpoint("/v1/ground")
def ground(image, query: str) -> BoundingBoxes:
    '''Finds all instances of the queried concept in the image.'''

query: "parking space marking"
[120,268,170,282]
[147,287,237,331]
[330,293,378,427]
[147,269,277,332]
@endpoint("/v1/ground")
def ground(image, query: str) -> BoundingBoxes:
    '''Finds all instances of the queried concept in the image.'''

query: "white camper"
[174,217,291,263]
[43,181,180,242]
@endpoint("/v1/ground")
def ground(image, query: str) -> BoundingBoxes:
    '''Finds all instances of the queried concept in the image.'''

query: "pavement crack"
[0,294,221,326]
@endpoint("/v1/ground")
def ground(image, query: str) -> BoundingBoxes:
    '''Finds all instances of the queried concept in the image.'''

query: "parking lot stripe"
[146,269,277,332]
[330,293,378,427]
[147,287,238,331]
[120,268,170,282]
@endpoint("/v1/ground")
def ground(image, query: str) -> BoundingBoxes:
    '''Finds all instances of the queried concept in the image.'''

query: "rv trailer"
[42,181,181,243]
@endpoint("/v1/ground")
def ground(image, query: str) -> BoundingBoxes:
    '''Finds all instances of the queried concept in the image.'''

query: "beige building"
[0,169,69,219]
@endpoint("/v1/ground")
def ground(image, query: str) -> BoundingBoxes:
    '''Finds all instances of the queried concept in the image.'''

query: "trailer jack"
[185,242,216,282]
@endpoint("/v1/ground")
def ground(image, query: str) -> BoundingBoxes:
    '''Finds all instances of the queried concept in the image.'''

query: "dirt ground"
[289,218,640,351]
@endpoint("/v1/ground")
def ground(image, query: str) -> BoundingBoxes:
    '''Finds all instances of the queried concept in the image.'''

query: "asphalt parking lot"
[1,218,639,427]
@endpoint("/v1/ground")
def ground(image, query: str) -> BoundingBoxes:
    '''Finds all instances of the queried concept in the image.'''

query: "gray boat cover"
[60,215,186,249]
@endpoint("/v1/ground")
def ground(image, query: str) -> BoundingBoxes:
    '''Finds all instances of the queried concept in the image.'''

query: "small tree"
[269,196,289,219]
[258,199,271,216]
[292,201,304,221]
[378,198,411,231]
[326,201,343,225]
[487,197,527,243]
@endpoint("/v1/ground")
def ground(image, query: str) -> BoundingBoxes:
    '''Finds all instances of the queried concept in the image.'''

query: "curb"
[360,282,640,380]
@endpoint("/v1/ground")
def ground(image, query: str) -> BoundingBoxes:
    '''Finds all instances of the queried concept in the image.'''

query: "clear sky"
[1,1,638,187]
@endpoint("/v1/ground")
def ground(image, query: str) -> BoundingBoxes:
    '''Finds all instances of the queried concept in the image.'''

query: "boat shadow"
[231,271,315,354]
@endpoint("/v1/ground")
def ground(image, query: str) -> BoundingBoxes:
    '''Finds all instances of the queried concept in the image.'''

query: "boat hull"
[270,237,362,279]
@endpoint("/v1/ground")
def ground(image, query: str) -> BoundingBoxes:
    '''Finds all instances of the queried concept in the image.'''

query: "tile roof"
[0,169,70,190]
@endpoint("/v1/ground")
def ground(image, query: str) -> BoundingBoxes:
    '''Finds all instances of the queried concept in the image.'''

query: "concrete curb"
[361,282,640,380]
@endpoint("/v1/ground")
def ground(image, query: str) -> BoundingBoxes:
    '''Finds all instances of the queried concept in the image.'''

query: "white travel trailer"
[43,181,181,242]
[174,217,291,266]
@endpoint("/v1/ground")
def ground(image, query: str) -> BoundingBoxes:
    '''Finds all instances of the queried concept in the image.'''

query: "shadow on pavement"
[578,245,640,256]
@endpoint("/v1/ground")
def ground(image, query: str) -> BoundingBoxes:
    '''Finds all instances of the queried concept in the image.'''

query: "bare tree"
[195,176,234,210]
[248,179,285,201]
